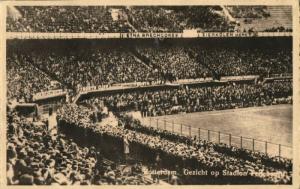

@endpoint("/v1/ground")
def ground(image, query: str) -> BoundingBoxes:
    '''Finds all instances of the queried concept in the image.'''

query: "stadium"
[6,5,293,185]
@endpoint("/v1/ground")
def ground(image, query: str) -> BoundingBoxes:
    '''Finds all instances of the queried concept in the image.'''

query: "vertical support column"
[240,136,243,148]
[208,130,210,142]
[189,125,191,137]
[229,134,231,146]
[149,117,151,127]
[265,141,268,154]
[164,119,166,130]
[180,124,183,135]
[252,139,255,151]
[198,128,201,139]
[218,131,221,144]
[279,144,281,157]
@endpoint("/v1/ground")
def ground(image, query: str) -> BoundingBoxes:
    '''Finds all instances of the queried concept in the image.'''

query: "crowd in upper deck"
[7,6,292,33]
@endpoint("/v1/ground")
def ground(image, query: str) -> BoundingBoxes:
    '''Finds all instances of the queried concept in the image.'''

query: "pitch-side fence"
[145,117,292,159]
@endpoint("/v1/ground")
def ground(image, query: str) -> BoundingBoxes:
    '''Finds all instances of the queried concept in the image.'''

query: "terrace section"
[6,5,293,37]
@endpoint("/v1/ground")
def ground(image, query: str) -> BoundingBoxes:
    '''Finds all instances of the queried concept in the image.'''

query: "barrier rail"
[33,89,66,101]
[269,73,293,78]
[145,117,292,159]
[77,76,257,93]
[58,119,291,184]
[7,31,292,39]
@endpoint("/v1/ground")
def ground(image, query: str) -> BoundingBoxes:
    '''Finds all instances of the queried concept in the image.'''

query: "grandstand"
[7,5,292,33]
[6,5,293,185]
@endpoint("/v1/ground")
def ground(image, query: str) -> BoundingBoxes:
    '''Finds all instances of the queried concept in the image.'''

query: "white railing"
[33,89,66,101]
[7,31,292,39]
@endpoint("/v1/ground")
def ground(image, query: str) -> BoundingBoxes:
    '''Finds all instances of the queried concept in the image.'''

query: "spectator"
[88,81,292,117]
[7,109,149,185]
[56,104,292,184]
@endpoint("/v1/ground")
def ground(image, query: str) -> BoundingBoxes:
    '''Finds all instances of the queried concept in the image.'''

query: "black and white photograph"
[3,1,299,186]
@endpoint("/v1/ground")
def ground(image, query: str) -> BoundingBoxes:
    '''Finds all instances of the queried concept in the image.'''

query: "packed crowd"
[137,47,210,80]
[87,81,292,117]
[7,45,292,95]
[138,46,291,79]
[7,6,293,33]
[264,27,293,32]
[7,50,154,91]
[126,6,232,32]
[193,48,292,77]
[7,6,233,33]
[7,6,134,33]
[7,54,61,103]
[56,104,292,184]
[7,110,149,185]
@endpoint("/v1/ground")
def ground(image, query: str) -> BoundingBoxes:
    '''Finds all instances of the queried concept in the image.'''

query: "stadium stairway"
[72,91,84,104]
[129,47,159,70]
[25,57,73,90]
[124,12,138,32]
[130,52,153,69]
[23,57,66,89]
